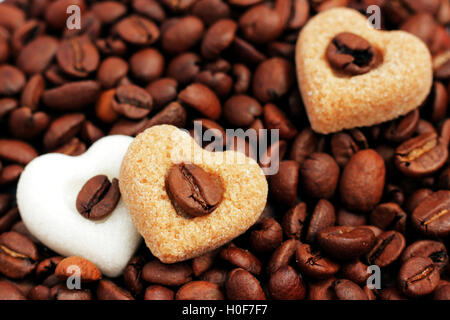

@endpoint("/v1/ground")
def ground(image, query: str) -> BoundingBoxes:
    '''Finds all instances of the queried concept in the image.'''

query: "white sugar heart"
[17,136,141,277]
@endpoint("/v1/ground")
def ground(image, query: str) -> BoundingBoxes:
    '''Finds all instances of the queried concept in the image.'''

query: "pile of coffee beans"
[0,0,450,300]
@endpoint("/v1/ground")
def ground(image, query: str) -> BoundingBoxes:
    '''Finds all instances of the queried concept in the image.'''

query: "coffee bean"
[27,285,51,300]
[0,3,25,31]
[192,250,218,276]
[43,113,85,150]
[195,70,233,98]
[130,48,165,83]
[250,218,283,253]
[0,139,38,164]
[307,277,336,300]
[384,109,419,142]
[263,103,297,140]
[239,5,283,44]
[161,16,204,54]
[340,149,386,212]
[201,19,237,59]
[0,231,38,279]
[305,199,335,243]
[0,281,26,300]
[81,121,104,144]
[401,240,448,273]
[176,281,224,300]
[269,266,306,300]
[43,81,101,111]
[301,153,340,199]
[267,239,300,275]
[17,36,59,75]
[331,132,360,167]
[401,13,437,51]
[366,230,406,267]
[0,65,25,96]
[281,202,307,240]
[223,95,262,127]
[191,0,231,25]
[55,256,101,282]
[289,128,318,165]
[395,132,448,177]
[91,1,127,24]
[232,63,251,94]
[142,260,192,286]
[332,279,368,300]
[112,83,153,119]
[317,226,375,260]
[123,256,145,296]
[146,102,187,129]
[369,202,407,233]
[259,140,287,174]
[220,245,262,275]
[144,285,175,300]
[398,256,440,297]
[179,83,222,120]
[0,98,17,120]
[433,284,450,300]
[146,78,178,110]
[341,259,370,285]
[411,190,450,238]
[166,52,201,85]
[53,137,86,156]
[0,194,12,215]
[295,243,339,279]
[20,74,45,110]
[269,160,299,207]
[56,37,99,78]
[8,107,50,140]
[166,163,224,217]
[428,81,448,123]
[0,164,24,186]
[76,175,121,221]
[0,207,19,234]
[115,15,160,45]
[97,57,129,89]
[225,268,266,300]
[97,279,134,300]
[336,209,366,227]
[253,57,294,102]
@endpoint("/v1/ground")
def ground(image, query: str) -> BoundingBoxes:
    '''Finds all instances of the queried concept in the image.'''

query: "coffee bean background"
[0,0,449,300]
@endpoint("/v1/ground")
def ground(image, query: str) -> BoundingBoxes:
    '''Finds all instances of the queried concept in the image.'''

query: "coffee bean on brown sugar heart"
[76,175,121,221]
[166,163,224,217]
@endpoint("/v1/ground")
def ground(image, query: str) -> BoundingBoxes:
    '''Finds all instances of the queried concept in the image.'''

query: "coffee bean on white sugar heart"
[16,135,142,277]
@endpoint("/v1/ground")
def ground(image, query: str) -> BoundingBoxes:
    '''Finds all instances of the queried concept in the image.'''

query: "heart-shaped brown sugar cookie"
[119,125,268,263]
[296,8,433,134]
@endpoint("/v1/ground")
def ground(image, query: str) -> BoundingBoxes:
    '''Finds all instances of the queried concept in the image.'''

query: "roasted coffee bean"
[91,1,127,24]
[259,140,287,174]
[166,163,224,217]
[195,70,233,98]
[109,118,148,136]
[379,287,408,300]
[96,89,120,123]
[142,260,192,286]
[161,16,204,54]
[55,256,101,282]
[232,36,266,64]
[192,118,226,148]
[267,239,300,274]
[239,5,283,44]
[130,48,164,83]
[326,32,379,75]
[253,58,294,102]
[401,13,437,51]
[340,149,386,212]
[56,37,99,78]
[44,0,86,29]
[191,0,231,25]
[269,266,306,300]
[384,0,441,25]
[331,132,360,167]
[281,202,307,240]
[0,139,38,165]
[144,285,175,300]
[0,281,26,300]
[132,0,166,22]
[220,246,262,275]
[20,74,45,111]
[17,36,59,75]
[433,284,450,300]
[307,277,336,300]
[196,268,227,288]
[81,121,104,144]
[179,83,221,120]
[223,95,262,127]
[401,240,448,274]
[305,199,335,243]
[398,256,440,298]
[332,279,368,300]
[411,190,450,238]
[123,256,145,296]
[0,98,17,120]
[27,285,51,300]
[0,231,38,279]
[225,268,266,300]
[176,281,224,300]
[369,202,407,233]
[317,226,375,260]
[115,15,159,45]
[250,218,283,253]
[112,84,153,119]
[8,107,50,140]
[289,128,318,165]
[0,207,19,234]
[192,250,218,276]
[336,209,366,227]
[146,78,178,110]
[166,52,201,85]
[384,109,419,142]
[0,165,24,185]
[35,256,63,279]
[76,175,121,221]
[340,259,370,285]
[43,81,100,111]
[367,231,406,267]
[97,279,134,300]
[0,65,25,96]
[406,188,434,214]
[263,103,297,140]
[269,160,299,207]
[295,243,339,279]
[395,132,448,177]
[43,113,85,150]
[301,153,340,199]
[201,19,237,60]
[97,57,129,89]
[53,137,86,156]
[0,194,12,215]
[0,3,25,31]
